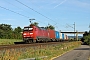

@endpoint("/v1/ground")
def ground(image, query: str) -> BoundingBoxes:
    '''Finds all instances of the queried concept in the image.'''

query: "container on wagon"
[66,35,68,40]
[55,31,60,41]
[60,33,62,40]
[62,33,64,40]
[48,29,55,41]
[64,33,66,40]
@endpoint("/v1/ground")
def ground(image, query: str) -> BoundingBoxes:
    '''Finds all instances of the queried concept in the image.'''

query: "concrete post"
[76,30,78,40]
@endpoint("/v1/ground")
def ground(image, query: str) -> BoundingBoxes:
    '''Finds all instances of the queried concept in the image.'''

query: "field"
[0,39,22,45]
[0,41,81,60]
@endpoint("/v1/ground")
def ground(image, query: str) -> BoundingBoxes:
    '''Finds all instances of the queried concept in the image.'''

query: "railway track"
[0,41,69,50]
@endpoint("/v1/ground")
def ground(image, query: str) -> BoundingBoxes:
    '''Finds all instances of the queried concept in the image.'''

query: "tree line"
[0,23,55,39]
[0,24,22,39]
[81,31,90,45]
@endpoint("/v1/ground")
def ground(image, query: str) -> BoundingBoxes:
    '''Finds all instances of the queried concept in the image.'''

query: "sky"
[0,0,90,33]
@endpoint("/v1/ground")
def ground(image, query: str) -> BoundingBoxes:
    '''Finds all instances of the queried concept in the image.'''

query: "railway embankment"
[0,41,81,60]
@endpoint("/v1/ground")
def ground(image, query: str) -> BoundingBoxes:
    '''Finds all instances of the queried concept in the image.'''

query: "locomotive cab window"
[24,27,33,31]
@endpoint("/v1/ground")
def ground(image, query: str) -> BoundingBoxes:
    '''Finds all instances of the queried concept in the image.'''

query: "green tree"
[0,24,13,39]
[13,26,22,39]
[30,22,39,27]
[83,31,90,45]
[0,24,23,39]
[45,25,55,30]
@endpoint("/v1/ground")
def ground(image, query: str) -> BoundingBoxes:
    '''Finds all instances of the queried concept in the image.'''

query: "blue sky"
[0,0,90,33]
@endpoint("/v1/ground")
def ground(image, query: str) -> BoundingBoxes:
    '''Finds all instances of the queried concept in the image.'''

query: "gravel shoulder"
[53,45,90,60]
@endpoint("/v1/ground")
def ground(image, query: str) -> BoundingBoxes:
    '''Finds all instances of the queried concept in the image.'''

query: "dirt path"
[53,45,90,60]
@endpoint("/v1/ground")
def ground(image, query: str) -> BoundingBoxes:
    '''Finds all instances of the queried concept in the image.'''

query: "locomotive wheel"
[25,40,29,44]
[45,38,48,43]
[25,40,33,44]
[36,38,40,43]
[28,40,31,43]
[33,40,36,43]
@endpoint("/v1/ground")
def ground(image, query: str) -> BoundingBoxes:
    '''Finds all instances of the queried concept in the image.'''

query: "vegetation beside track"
[0,39,22,45]
[0,24,23,39]
[81,31,90,45]
[0,41,81,60]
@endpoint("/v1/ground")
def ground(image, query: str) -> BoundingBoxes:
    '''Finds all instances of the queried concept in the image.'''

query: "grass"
[89,57,90,60]
[0,41,81,60]
[0,39,22,45]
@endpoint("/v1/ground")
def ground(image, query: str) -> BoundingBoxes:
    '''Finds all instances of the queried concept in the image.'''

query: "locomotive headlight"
[23,33,26,35]
[30,33,33,34]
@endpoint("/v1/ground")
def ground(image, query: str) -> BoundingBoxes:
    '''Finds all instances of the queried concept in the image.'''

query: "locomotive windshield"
[24,27,33,31]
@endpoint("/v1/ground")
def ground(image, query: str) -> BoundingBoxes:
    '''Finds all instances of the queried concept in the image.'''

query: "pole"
[74,22,75,40]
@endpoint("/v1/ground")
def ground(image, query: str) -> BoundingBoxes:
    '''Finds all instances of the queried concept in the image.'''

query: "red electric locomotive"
[22,25,50,43]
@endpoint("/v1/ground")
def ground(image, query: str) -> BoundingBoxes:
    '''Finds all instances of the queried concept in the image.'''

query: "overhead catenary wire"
[0,5,67,31]
[3,0,49,25]
[4,0,37,17]
[0,5,29,18]
[0,6,48,26]
[0,0,65,31]
[15,0,60,30]
[3,0,63,27]
[15,0,56,23]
